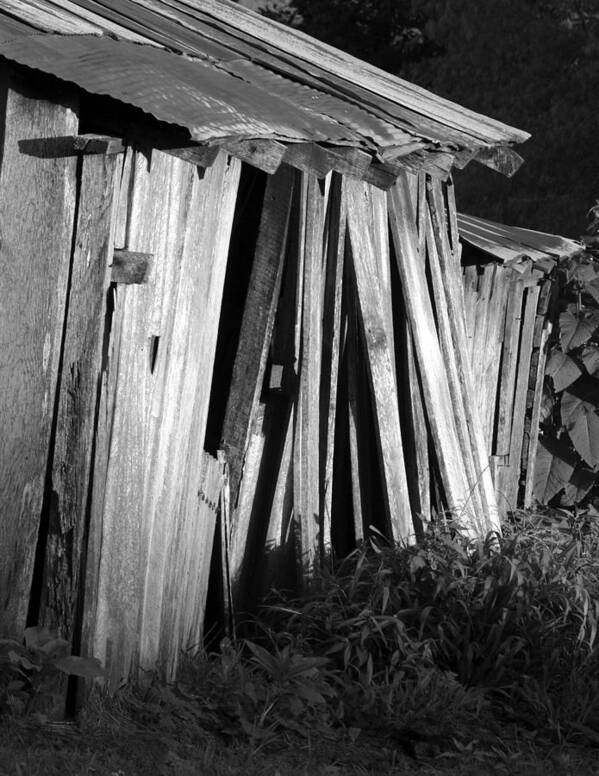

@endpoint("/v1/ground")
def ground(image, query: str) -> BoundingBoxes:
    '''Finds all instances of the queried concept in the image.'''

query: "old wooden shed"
[0,0,531,685]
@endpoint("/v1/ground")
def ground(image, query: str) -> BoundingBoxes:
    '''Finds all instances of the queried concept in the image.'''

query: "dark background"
[241,0,599,239]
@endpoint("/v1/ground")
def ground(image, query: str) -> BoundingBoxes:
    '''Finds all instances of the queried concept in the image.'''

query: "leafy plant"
[0,626,105,718]
[535,227,599,507]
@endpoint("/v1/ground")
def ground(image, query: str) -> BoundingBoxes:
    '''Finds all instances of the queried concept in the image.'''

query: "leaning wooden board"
[0,70,78,637]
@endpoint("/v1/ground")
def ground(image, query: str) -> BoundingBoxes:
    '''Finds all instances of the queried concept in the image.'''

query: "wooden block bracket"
[19,133,125,158]
[111,249,152,285]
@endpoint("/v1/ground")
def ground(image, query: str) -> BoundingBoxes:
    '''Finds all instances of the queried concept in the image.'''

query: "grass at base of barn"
[2,508,599,775]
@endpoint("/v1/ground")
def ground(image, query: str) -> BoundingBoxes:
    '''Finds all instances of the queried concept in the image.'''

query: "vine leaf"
[582,346,599,376]
[561,382,599,467]
[561,464,597,506]
[559,310,599,352]
[533,437,576,504]
[546,351,582,392]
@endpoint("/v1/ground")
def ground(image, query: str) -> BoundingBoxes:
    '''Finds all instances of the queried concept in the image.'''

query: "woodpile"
[459,214,582,514]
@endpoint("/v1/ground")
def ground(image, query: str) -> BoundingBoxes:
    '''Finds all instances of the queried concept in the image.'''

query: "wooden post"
[0,71,78,637]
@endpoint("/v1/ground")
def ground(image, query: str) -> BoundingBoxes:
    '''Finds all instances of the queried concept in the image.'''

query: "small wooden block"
[269,363,284,391]
[283,142,334,178]
[19,133,125,158]
[361,162,400,190]
[224,139,286,174]
[111,249,152,284]
[160,144,219,168]
[323,146,372,179]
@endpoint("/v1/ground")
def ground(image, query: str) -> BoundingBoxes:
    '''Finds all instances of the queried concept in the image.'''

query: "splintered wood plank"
[346,178,413,543]
[86,150,241,687]
[497,284,540,512]
[40,152,120,640]
[0,70,78,637]
[221,163,296,504]
[320,173,346,547]
[161,451,224,679]
[294,172,327,573]
[423,206,484,522]
[388,173,473,527]
[427,180,498,533]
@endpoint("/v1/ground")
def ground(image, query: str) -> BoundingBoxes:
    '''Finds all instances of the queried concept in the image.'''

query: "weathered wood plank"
[524,320,553,507]
[495,280,525,458]
[497,284,541,511]
[294,172,327,573]
[320,173,346,547]
[224,138,286,174]
[85,150,241,686]
[0,71,79,637]
[346,178,413,543]
[221,163,296,504]
[388,173,473,528]
[427,180,498,533]
[39,153,120,640]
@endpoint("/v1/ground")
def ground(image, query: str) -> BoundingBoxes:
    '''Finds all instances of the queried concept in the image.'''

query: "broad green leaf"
[546,351,582,392]
[561,465,597,506]
[563,399,599,467]
[53,655,106,678]
[561,377,599,424]
[559,310,599,352]
[24,626,55,650]
[533,437,576,504]
[582,346,599,376]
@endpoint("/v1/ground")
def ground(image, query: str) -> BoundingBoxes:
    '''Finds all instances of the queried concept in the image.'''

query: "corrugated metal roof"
[458,212,583,267]
[0,0,530,168]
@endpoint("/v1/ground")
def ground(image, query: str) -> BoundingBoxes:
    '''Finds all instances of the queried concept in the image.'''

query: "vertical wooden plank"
[388,173,474,531]
[86,151,241,686]
[294,172,326,573]
[524,319,552,507]
[497,284,540,511]
[495,280,525,458]
[221,164,296,504]
[40,152,120,639]
[423,207,485,522]
[320,173,346,548]
[427,180,499,533]
[346,179,414,543]
[399,314,431,529]
[0,70,78,637]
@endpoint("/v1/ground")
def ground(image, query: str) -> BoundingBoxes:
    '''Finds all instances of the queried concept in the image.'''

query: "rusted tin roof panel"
[458,213,583,265]
[0,33,368,143]
[0,0,530,164]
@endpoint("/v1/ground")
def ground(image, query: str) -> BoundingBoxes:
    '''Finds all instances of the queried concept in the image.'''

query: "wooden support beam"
[18,133,125,158]
[495,280,525,459]
[346,178,413,543]
[221,163,296,504]
[0,73,79,638]
[324,146,372,180]
[361,162,400,191]
[111,249,152,284]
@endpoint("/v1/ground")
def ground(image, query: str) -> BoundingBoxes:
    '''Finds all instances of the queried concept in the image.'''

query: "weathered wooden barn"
[458,215,582,514]
[0,0,535,687]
